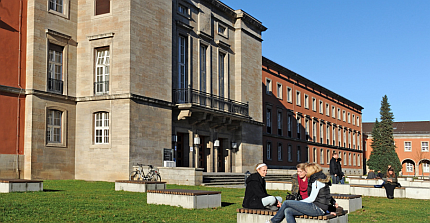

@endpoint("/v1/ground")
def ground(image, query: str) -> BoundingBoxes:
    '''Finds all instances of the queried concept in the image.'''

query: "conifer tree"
[367,95,402,174]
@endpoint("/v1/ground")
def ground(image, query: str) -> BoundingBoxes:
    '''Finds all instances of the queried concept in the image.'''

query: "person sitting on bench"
[383,167,398,199]
[242,163,282,211]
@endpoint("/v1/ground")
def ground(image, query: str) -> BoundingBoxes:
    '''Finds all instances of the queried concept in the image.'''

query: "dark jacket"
[383,174,398,186]
[336,158,343,176]
[367,171,376,179]
[329,157,341,175]
[242,173,269,209]
[291,173,299,194]
[307,171,332,211]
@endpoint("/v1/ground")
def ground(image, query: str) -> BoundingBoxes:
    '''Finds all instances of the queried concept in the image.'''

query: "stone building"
[363,121,430,176]
[1,0,266,181]
[262,57,364,175]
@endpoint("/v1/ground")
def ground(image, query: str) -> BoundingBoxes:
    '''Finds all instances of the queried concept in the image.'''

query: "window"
[338,152,342,162]
[278,144,282,161]
[332,106,335,118]
[320,149,324,164]
[46,109,62,143]
[95,112,109,144]
[306,147,309,163]
[343,110,346,122]
[47,44,63,94]
[337,108,341,120]
[218,53,225,98]
[297,116,301,139]
[404,142,412,151]
[352,114,355,125]
[357,154,361,166]
[332,126,336,145]
[200,45,207,93]
[320,123,323,143]
[353,132,356,149]
[266,142,272,160]
[312,97,316,111]
[326,103,329,116]
[49,0,63,13]
[296,91,301,106]
[178,4,189,16]
[423,163,430,173]
[353,154,356,166]
[287,115,292,137]
[348,112,351,123]
[304,94,309,109]
[326,125,330,145]
[406,163,414,172]
[95,0,110,15]
[178,36,187,91]
[95,47,110,95]
[319,100,323,114]
[326,149,330,164]
[287,87,292,103]
[277,110,282,136]
[338,128,341,147]
[297,146,301,162]
[348,153,352,166]
[312,121,317,142]
[422,142,429,152]
[276,83,283,99]
[313,148,317,163]
[266,107,272,134]
[305,119,309,141]
[266,78,272,94]
[343,129,346,147]
[344,152,347,165]
[218,24,227,36]
[348,131,351,148]
[357,117,360,127]
[357,133,361,150]
[288,145,292,162]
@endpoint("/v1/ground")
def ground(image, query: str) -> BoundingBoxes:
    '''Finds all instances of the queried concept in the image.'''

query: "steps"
[202,173,292,186]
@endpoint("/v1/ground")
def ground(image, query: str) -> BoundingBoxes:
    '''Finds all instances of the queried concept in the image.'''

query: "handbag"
[285,192,303,201]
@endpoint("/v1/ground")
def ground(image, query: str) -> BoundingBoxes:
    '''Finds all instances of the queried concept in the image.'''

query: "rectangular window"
[277,110,282,136]
[219,53,225,98]
[332,126,336,145]
[277,83,282,99]
[338,151,342,161]
[297,117,301,139]
[348,131,351,148]
[218,24,227,36]
[352,114,355,125]
[288,145,292,162]
[296,91,301,106]
[326,103,329,116]
[348,153,352,166]
[423,163,430,173]
[357,117,360,127]
[353,132,356,149]
[287,87,292,103]
[332,106,335,118]
[406,163,414,172]
[326,125,330,145]
[297,146,301,162]
[178,36,187,90]
[312,97,316,111]
[320,123,323,144]
[178,4,189,16]
[357,154,361,166]
[278,143,282,161]
[320,149,324,164]
[313,148,317,163]
[47,44,63,94]
[49,0,63,13]
[338,128,341,147]
[337,108,341,120]
[353,154,356,166]
[267,142,272,160]
[95,112,109,144]
[266,107,272,134]
[95,0,110,15]
[422,142,429,152]
[304,94,309,109]
[404,142,412,151]
[305,119,309,141]
[95,47,110,95]
[266,78,272,94]
[287,115,292,137]
[319,100,323,114]
[313,121,317,142]
[200,45,207,93]
[343,110,346,122]
[326,149,330,164]
[343,129,346,147]
[348,112,351,123]
[47,110,62,143]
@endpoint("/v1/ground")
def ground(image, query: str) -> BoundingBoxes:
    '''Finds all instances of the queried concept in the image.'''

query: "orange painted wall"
[0,0,27,155]
[364,137,430,176]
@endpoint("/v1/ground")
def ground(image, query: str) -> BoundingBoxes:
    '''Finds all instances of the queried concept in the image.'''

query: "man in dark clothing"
[329,152,340,184]
[367,169,377,179]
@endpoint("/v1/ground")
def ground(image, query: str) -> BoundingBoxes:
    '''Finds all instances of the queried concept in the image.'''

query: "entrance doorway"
[217,139,225,172]
[176,133,185,167]
[199,136,207,171]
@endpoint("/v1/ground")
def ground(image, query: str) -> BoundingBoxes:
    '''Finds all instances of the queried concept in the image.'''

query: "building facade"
[363,121,430,176]
[262,57,364,175]
[1,0,266,181]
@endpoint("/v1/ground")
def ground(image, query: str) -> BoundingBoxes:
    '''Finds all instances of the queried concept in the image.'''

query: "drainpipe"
[15,0,23,179]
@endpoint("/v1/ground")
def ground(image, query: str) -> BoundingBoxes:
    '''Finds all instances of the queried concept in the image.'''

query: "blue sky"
[221,0,430,123]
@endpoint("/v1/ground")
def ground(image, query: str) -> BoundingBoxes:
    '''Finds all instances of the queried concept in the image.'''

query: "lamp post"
[194,134,200,168]
[214,139,220,172]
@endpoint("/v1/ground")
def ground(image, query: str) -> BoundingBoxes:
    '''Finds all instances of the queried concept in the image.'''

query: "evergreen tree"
[367,96,402,175]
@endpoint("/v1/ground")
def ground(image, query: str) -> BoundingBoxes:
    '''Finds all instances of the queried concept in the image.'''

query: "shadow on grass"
[221,202,235,207]
[43,189,64,192]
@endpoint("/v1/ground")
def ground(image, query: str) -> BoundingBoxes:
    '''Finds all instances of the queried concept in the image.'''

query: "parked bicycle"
[129,164,161,181]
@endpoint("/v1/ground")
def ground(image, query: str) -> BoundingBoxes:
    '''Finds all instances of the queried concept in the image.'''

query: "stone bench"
[266,181,292,191]
[147,189,221,209]
[330,194,362,213]
[115,180,166,193]
[350,185,406,198]
[236,208,348,223]
[0,179,43,193]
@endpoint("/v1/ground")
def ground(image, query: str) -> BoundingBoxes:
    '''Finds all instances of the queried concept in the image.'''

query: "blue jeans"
[331,175,339,184]
[270,200,325,223]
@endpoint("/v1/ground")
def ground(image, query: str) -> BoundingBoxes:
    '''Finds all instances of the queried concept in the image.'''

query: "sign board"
[163,148,173,161]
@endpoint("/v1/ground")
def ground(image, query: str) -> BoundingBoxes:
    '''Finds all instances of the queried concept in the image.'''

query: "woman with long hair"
[383,167,398,199]
[242,163,282,210]
[267,163,337,223]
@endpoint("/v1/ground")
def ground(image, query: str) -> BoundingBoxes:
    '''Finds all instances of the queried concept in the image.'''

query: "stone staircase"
[202,173,292,186]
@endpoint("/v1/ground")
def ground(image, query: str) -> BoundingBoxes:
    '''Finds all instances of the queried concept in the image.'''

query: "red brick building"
[363,121,430,176]
[262,57,364,175]
[0,0,27,178]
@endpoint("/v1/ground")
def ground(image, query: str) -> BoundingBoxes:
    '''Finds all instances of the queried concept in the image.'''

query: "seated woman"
[383,167,398,199]
[242,163,282,210]
[290,163,309,200]
[267,163,337,223]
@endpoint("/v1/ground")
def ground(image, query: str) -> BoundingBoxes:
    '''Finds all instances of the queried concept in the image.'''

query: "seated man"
[367,170,376,179]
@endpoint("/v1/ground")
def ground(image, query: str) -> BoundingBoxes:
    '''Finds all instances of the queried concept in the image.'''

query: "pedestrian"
[329,152,340,184]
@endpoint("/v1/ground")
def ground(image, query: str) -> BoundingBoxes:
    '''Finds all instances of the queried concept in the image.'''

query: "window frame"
[47,43,64,94]
[404,141,412,152]
[277,109,283,136]
[48,0,69,18]
[45,107,67,147]
[422,141,429,152]
[278,143,283,161]
[95,0,111,16]
[287,87,292,103]
[266,78,272,95]
[266,106,272,134]
[406,163,414,172]
[332,106,335,118]
[288,145,293,162]
[312,97,316,111]
[296,90,301,106]
[266,141,272,160]
[325,103,330,116]
[94,112,110,144]
[319,100,323,114]
[277,83,283,99]
[304,94,309,109]
[320,148,324,164]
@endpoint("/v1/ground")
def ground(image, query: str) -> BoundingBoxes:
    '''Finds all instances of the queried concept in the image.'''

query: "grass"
[0,180,429,223]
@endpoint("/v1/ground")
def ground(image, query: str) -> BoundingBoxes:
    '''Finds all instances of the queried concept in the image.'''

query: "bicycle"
[129,164,161,181]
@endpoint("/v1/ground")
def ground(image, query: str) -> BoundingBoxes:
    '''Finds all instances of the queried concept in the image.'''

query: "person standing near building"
[329,152,340,184]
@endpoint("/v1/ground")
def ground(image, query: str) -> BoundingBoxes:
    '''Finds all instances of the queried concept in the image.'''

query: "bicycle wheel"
[129,171,139,181]
[154,174,161,182]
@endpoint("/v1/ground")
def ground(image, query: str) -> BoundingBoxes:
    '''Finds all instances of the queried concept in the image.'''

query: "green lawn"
[0,180,429,222]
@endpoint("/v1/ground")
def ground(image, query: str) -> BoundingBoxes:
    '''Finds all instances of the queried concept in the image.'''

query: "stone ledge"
[147,189,221,209]
[115,181,166,193]
[0,179,43,193]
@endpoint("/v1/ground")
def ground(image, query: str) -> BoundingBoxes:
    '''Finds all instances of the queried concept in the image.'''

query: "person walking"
[329,152,340,184]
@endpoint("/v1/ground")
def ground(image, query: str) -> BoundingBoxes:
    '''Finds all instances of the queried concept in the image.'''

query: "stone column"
[207,140,213,172]
[214,145,218,172]
[188,130,194,168]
